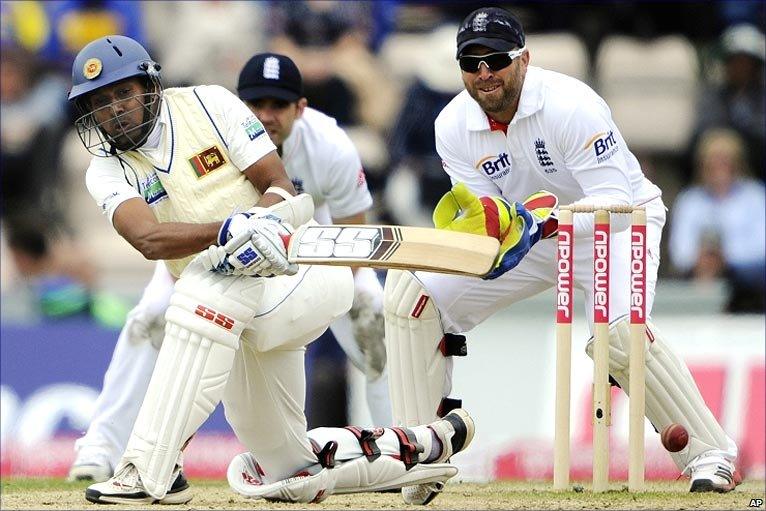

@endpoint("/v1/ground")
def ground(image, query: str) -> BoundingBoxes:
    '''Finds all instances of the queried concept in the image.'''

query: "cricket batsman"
[68,35,472,505]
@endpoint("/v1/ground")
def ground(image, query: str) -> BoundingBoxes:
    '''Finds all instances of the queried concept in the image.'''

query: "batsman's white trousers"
[76,266,390,470]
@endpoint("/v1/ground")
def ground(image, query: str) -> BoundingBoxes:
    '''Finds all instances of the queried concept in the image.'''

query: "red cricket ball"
[661,423,689,452]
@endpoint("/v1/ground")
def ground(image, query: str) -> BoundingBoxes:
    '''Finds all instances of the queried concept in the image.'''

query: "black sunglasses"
[458,47,526,73]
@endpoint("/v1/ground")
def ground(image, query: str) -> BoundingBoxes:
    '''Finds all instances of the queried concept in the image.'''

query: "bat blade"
[287,224,499,276]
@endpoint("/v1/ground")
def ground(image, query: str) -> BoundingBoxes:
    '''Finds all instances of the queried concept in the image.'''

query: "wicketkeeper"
[384,7,739,505]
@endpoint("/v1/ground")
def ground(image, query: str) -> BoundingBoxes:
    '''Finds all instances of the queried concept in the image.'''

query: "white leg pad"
[585,316,736,470]
[384,270,453,426]
[332,457,458,494]
[121,262,258,499]
[228,411,470,503]
[226,450,457,503]
[227,452,333,503]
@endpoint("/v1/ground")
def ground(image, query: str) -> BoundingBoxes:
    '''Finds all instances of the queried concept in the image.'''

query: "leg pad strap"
[390,427,424,471]
[343,427,384,463]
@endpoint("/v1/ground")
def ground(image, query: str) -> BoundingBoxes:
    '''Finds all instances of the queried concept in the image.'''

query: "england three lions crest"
[534,138,557,173]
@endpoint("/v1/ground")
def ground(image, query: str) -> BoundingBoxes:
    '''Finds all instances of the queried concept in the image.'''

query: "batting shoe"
[67,447,113,483]
[85,463,192,505]
[687,453,739,493]
[402,408,475,505]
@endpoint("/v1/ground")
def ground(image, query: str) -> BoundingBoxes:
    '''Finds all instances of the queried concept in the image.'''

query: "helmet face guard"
[74,79,162,156]
[68,36,164,156]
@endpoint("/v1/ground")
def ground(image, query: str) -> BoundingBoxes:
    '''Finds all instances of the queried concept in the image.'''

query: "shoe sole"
[690,479,735,493]
[85,486,193,505]
[417,481,445,506]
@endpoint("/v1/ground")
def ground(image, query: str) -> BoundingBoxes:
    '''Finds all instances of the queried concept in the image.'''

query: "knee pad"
[383,270,465,426]
[122,262,257,499]
[585,316,734,471]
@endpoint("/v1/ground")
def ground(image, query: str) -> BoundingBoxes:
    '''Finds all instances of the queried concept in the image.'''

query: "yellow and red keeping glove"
[433,183,558,279]
[522,190,559,240]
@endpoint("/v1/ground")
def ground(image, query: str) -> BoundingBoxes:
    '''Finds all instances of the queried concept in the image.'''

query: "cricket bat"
[287,224,500,276]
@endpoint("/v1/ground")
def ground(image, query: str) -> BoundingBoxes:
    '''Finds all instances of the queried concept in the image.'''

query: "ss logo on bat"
[296,227,382,258]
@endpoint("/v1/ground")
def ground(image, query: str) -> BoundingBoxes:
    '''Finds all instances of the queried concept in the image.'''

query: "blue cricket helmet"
[68,35,164,156]
[69,35,160,101]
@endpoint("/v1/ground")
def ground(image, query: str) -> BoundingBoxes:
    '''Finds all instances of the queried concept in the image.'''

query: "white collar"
[139,99,167,150]
[465,66,545,131]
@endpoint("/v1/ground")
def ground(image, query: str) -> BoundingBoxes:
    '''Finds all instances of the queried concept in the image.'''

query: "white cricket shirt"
[86,85,276,224]
[435,66,662,235]
[281,107,372,225]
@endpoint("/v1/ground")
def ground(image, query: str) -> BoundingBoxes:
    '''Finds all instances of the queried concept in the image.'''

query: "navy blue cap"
[237,53,303,102]
[456,7,525,58]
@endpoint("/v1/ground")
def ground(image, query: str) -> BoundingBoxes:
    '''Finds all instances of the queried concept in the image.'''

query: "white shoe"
[67,448,113,483]
[687,453,739,493]
[402,409,475,505]
[85,464,192,504]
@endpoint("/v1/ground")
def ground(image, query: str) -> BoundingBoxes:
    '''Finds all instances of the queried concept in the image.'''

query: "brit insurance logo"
[475,152,511,180]
[583,130,619,164]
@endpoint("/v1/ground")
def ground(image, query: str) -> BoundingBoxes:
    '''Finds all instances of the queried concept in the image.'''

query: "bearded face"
[460,45,528,121]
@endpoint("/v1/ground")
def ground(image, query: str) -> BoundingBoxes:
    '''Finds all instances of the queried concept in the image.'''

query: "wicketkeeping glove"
[522,190,559,240]
[433,183,558,279]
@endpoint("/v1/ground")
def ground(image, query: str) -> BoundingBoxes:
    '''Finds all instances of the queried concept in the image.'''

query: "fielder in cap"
[67,35,474,505]
[384,7,739,504]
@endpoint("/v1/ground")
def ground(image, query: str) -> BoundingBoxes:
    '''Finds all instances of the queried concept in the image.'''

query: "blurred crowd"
[1,0,764,317]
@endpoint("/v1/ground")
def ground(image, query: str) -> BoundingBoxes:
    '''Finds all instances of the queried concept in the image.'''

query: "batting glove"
[224,216,298,277]
[201,244,236,275]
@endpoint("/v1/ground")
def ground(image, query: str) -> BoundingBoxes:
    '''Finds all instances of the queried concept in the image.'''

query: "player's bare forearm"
[112,198,222,260]
[126,221,222,260]
[243,150,297,209]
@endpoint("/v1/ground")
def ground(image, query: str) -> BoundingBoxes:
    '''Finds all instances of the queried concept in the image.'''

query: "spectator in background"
[1,0,145,70]
[691,24,765,182]
[141,1,265,90]
[0,45,126,325]
[670,128,765,312]
[385,24,459,225]
[0,45,90,316]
